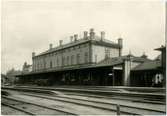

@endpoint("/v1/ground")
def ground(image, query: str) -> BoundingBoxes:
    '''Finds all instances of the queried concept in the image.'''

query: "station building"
[32,29,122,71]
[16,29,166,87]
[131,46,166,87]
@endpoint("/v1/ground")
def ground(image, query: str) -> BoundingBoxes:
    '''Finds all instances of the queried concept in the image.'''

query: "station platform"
[14,85,166,94]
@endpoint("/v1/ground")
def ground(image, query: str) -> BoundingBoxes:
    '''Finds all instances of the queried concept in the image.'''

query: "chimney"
[118,38,123,56]
[89,28,95,39]
[70,36,73,42]
[118,38,123,48]
[24,62,27,66]
[101,31,105,40]
[49,43,53,49]
[141,52,148,59]
[74,34,78,41]
[83,31,88,39]
[59,40,63,46]
[32,52,35,57]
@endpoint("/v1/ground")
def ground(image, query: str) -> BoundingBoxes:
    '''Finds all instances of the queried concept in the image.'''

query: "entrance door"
[114,70,123,86]
[107,75,114,86]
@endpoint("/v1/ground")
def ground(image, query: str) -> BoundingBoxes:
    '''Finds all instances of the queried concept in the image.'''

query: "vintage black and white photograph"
[1,0,166,115]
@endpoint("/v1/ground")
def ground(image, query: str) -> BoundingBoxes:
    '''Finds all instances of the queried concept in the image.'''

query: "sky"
[1,0,166,74]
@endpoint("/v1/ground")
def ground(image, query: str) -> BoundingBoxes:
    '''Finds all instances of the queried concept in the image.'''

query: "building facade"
[32,29,122,72]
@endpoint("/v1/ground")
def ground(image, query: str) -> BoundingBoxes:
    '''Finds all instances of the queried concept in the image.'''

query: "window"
[105,48,110,58]
[57,58,59,66]
[95,55,97,63]
[44,60,46,69]
[71,55,74,65]
[50,61,52,68]
[67,56,69,65]
[62,57,65,66]
[77,53,80,64]
[84,52,88,63]
[37,63,39,70]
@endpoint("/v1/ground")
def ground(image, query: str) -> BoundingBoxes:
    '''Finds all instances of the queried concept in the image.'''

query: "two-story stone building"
[32,28,122,72]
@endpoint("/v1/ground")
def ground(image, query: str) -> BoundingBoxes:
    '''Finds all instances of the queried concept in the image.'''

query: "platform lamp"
[108,70,115,86]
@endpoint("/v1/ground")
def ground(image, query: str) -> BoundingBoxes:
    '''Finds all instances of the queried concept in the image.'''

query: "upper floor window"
[105,48,110,59]
[37,63,40,70]
[84,52,88,63]
[62,57,65,66]
[67,56,69,65]
[95,54,97,63]
[57,58,59,66]
[77,53,80,64]
[44,60,46,69]
[50,61,52,68]
[71,55,74,65]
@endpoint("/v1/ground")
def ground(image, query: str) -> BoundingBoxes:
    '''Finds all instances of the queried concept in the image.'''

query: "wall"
[123,60,143,86]
[32,40,121,71]
[131,62,141,69]
[32,42,90,71]
[91,44,120,63]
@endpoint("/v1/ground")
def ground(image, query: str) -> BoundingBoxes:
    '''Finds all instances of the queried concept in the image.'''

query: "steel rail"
[63,92,165,105]
[2,102,35,115]
[21,93,139,115]
[22,93,165,115]
[3,87,165,104]
[13,86,166,99]
[2,96,76,115]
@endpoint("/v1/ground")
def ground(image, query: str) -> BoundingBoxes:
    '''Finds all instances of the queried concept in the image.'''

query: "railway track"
[2,96,76,115]
[2,91,117,115]
[3,86,165,104]
[63,91,165,105]
[21,92,165,115]
[13,86,166,99]
[2,102,35,115]
[2,86,166,115]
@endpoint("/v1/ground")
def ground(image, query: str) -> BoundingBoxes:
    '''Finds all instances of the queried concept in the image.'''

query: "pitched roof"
[35,36,120,57]
[154,46,166,51]
[98,54,151,66]
[132,60,161,71]
[154,54,161,60]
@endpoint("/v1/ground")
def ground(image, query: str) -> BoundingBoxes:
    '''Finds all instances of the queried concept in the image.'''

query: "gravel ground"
[1,105,27,115]
[21,93,165,115]
[2,89,166,115]
[2,97,69,115]
[62,93,165,111]
[13,94,116,115]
